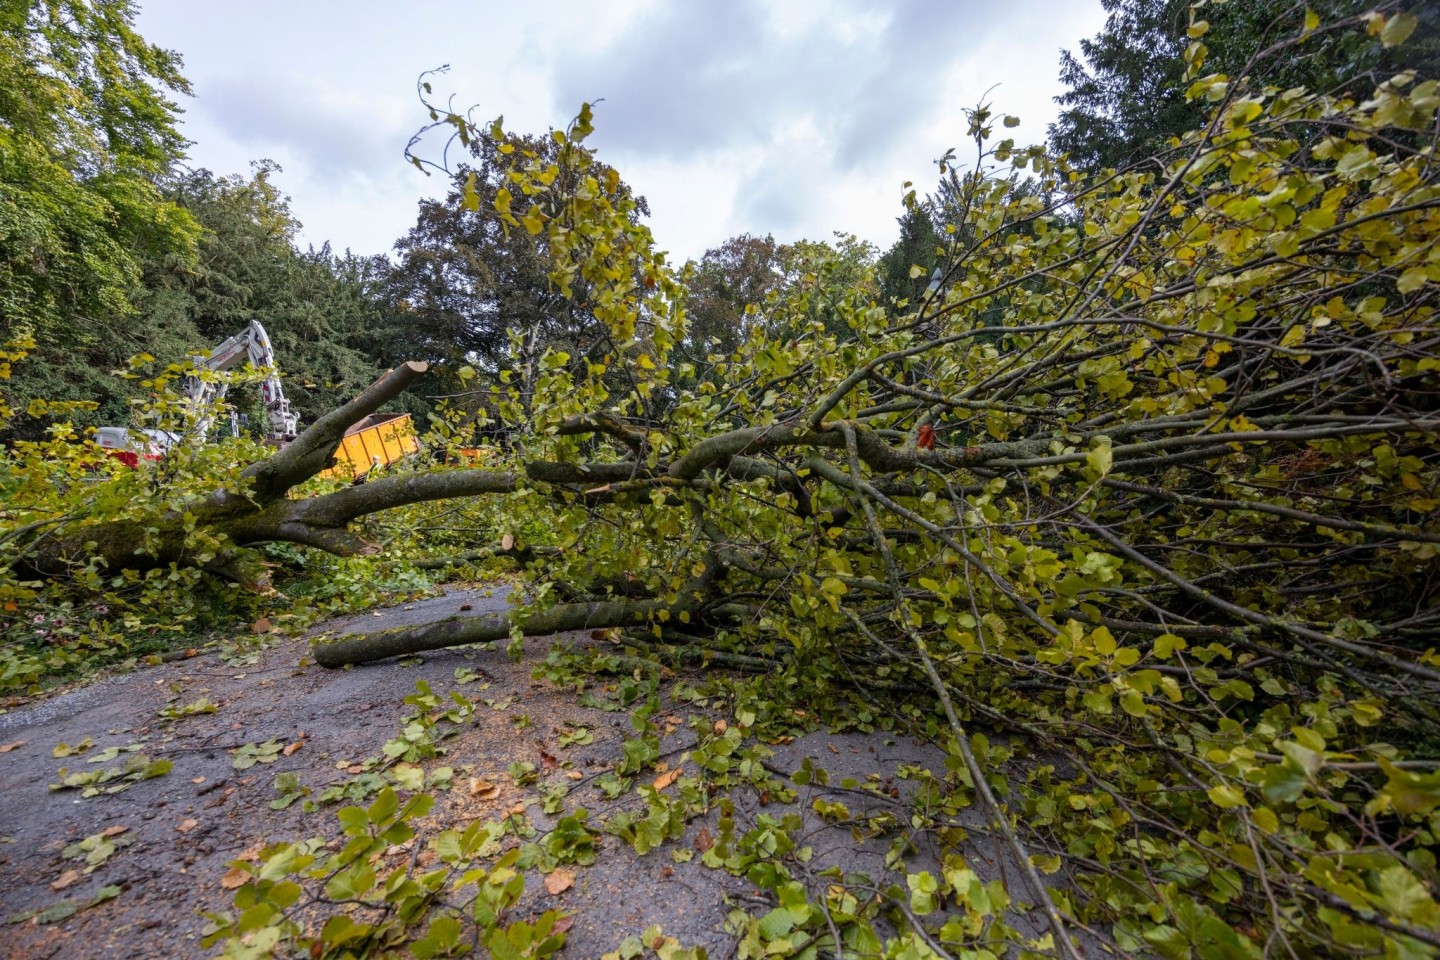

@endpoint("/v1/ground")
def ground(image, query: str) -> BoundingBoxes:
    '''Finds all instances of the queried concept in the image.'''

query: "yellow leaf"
[1208,784,1247,809]
[1380,12,1418,47]
[1397,266,1428,294]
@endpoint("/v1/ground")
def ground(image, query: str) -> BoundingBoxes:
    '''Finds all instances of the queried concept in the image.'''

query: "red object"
[917,424,935,451]
[102,449,161,470]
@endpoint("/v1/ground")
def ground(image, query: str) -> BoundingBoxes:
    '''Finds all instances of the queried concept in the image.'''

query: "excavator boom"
[96,320,299,456]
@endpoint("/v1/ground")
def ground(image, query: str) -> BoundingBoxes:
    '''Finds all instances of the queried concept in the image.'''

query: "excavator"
[92,320,419,478]
[94,319,299,463]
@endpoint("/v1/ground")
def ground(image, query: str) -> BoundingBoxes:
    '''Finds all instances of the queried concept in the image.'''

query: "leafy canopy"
[0,0,200,343]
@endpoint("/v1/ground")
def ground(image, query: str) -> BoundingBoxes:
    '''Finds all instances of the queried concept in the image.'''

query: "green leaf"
[390,763,425,791]
[411,913,464,959]
[756,906,795,939]
[1086,437,1113,476]
[324,861,376,901]
[1376,865,1431,919]
[1380,760,1440,815]
[908,871,939,915]
[1261,765,1307,805]
[1153,634,1187,659]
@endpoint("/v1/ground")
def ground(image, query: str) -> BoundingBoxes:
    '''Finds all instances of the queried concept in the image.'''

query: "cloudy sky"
[135,1,1107,265]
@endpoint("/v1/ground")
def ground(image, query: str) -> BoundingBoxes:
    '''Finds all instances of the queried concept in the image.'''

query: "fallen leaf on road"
[469,779,500,800]
[653,766,682,791]
[219,865,251,890]
[544,869,574,895]
[565,770,583,780]
[507,802,527,816]
[553,917,574,934]
[0,740,24,753]
[99,825,129,838]
[51,870,81,891]
[694,826,714,853]
[176,818,199,833]
[713,719,728,735]
[282,741,302,757]
[251,619,271,634]
[191,777,205,784]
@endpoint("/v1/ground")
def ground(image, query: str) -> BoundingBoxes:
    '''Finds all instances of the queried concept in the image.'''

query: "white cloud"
[136,0,1108,262]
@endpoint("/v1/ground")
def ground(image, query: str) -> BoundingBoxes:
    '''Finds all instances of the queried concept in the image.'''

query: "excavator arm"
[182,319,299,444]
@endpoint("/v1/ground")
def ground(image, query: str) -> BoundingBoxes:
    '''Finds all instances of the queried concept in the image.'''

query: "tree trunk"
[312,597,668,668]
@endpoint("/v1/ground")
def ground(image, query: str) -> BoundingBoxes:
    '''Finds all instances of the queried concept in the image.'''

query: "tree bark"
[312,597,670,667]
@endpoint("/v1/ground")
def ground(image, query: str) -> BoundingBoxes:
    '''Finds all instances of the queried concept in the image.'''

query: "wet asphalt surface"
[0,586,1064,959]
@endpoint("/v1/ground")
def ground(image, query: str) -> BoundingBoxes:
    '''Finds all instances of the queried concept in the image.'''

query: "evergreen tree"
[877,205,941,309]
[1049,0,1438,174]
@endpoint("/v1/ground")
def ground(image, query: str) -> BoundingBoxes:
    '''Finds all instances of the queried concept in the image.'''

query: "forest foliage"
[3,2,1440,958]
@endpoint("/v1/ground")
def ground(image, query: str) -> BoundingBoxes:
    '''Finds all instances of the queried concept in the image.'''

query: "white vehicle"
[95,319,299,457]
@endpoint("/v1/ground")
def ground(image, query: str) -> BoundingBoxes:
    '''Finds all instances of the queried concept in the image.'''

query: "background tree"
[142,164,396,424]
[682,233,783,355]
[5,163,397,438]
[0,0,200,433]
[1049,0,1439,173]
[876,204,942,308]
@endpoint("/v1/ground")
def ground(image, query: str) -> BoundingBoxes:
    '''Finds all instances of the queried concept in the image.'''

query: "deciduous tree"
[0,0,200,418]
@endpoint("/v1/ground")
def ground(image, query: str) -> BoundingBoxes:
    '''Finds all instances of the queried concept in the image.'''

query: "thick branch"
[228,361,429,506]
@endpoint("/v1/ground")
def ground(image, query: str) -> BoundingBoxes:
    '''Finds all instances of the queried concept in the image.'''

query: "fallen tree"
[5,15,1440,956]
[320,39,1440,955]
[8,360,514,590]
